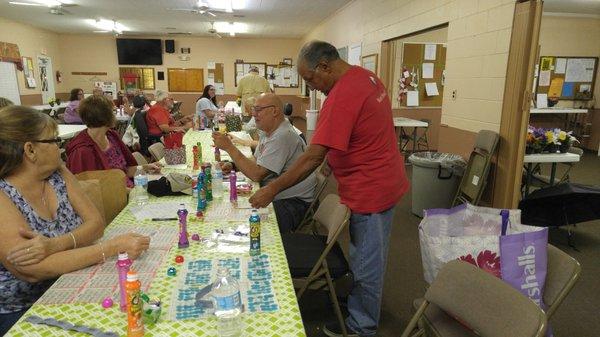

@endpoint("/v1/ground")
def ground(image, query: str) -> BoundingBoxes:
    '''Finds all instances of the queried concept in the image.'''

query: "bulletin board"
[207,62,224,95]
[168,68,204,92]
[536,56,598,100]
[234,62,267,87]
[400,43,446,107]
[266,64,299,88]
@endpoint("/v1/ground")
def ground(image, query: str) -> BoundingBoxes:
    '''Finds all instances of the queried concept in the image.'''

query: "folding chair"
[416,119,430,151]
[75,169,128,224]
[544,244,581,319]
[282,194,351,337]
[132,151,148,165]
[401,260,547,337]
[294,160,332,233]
[148,142,165,162]
[452,130,499,206]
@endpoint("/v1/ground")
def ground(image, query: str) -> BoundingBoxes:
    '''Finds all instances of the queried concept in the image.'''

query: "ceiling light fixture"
[86,19,127,34]
[10,0,63,6]
[214,22,247,35]
[8,1,43,6]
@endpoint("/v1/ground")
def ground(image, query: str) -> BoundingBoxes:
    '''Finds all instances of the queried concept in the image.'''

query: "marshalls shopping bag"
[419,203,541,283]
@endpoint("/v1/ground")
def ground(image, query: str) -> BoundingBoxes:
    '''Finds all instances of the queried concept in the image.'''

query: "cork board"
[536,56,597,100]
[400,43,446,107]
[168,68,203,92]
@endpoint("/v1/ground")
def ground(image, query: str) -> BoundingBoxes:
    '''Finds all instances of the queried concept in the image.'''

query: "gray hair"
[155,90,169,102]
[298,40,340,69]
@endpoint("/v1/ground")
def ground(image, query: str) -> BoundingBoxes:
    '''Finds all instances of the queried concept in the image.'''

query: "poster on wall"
[22,56,36,88]
[94,81,118,99]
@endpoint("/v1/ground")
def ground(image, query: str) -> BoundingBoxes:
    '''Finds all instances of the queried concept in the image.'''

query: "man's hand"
[249,184,277,208]
[212,132,235,153]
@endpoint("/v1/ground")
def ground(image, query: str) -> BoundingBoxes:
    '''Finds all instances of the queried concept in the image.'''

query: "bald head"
[253,93,285,135]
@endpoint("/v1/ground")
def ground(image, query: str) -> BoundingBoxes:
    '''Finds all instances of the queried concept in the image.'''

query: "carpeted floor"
[301,150,600,337]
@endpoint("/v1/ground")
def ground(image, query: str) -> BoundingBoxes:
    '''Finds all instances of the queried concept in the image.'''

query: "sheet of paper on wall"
[407,90,419,107]
[538,70,551,86]
[27,77,36,87]
[403,70,410,78]
[548,78,564,98]
[554,58,567,74]
[565,58,595,82]
[425,82,439,96]
[424,44,437,61]
[215,83,225,95]
[562,82,574,97]
[579,84,591,93]
[422,63,434,79]
[207,61,216,70]
[540,57,553,71]
[536,93,548,109]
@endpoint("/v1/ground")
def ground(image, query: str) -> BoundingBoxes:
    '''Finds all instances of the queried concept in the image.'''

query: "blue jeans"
[0,309,28,336]
[346,207,395,337]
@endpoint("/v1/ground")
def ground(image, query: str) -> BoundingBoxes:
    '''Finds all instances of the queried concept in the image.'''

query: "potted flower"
[544,129,561,153]
[526,127,541,154]
[558,131,577,153]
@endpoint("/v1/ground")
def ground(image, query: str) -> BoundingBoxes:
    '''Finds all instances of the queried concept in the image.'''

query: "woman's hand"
[6,229,57,266]
[109,233,150,260]
[144,162,162,174]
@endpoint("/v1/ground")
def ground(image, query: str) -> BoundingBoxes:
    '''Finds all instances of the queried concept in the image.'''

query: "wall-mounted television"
[116,38,163,65]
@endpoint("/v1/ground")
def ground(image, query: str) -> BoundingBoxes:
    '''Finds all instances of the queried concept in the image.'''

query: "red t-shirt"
[311,66,409,213]
[146,104,174,136]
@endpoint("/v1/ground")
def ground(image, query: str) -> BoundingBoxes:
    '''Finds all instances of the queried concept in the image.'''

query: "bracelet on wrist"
[69,232,77,249]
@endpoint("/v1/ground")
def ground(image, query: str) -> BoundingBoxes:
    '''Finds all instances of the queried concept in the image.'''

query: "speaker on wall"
[165,40,175,53]
[157,71,165,80]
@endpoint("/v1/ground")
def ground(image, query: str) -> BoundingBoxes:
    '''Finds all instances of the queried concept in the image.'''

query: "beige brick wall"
[302,0,517,133]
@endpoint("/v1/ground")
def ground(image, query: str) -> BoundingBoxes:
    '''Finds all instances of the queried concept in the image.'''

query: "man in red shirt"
[250,40,409,337]
[145,90,191,138]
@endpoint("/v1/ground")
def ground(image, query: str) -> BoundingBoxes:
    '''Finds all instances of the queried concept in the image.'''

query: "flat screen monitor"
[116,38,163,65]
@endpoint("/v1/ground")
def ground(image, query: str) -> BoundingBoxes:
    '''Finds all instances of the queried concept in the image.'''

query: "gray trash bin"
[408,152,466,217]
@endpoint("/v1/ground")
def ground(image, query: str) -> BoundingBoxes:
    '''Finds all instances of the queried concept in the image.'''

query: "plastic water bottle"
[212,267,242,337]
[213,163,223,198]
[249,209,261,256]
[229,170,237,203]
[116,252,132,312]
[133,166,148,205]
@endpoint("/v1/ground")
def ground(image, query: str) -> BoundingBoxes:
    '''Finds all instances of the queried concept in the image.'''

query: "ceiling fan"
[167,1,230,17]
[207,22,223,39]
[8,0,77,15]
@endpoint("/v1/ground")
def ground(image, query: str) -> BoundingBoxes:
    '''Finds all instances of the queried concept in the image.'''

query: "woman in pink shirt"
[63,88,84,124]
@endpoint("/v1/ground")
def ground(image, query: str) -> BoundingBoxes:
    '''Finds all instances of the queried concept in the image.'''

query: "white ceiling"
[544,0,600,15]
[0,0,351,38]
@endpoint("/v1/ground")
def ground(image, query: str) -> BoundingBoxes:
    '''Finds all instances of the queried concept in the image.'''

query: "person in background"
[63,88,84,124]
[92,87,103,96]
[0,106,150,335]
[121,95,147,152]
[66,95,160,188]
[145,90,192,141]
[195,85,219,128]
[249,40,409,337]
[237,66,271,118]
[0,97,13,109]
[213,93,316,233]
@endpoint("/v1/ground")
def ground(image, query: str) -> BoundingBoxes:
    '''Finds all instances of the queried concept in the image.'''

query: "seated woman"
[63,88,84,124]
[0,106,150,335]
[195,85,219,128]
[66,95,160,188]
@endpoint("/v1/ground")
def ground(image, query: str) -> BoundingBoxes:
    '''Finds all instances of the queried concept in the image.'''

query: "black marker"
[151,217,178,221]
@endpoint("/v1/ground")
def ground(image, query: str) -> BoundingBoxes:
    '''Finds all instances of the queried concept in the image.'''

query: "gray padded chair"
[401,260,547,337]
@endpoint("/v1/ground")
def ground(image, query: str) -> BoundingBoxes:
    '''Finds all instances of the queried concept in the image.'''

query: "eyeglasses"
[252,105,275,113]
[33,137,62,144]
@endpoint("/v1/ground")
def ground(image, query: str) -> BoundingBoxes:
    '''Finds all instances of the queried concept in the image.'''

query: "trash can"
[409,152,466,217]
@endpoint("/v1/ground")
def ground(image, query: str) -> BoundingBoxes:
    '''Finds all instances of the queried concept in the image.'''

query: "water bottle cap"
[126,270,138,282]
[118,252,129,260]
[136,165,142,170]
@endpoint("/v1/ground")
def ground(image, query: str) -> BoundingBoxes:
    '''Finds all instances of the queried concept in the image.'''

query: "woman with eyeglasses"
[0,106,150,335]
[195,85,219,128]
[62,88,84,124]
[66,95,161,188]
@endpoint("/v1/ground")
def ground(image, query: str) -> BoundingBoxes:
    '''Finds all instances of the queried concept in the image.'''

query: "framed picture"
[282,58,292,65]
[361,54,378,74]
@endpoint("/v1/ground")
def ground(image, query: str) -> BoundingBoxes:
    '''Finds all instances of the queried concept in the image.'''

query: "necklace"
[41,180,47,206]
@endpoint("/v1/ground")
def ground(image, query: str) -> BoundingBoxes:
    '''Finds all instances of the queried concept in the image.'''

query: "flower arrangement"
[48,98,61,107]
[526,126,577,154]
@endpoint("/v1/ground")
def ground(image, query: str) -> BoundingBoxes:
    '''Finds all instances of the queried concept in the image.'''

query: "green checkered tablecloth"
[7,130,306,337]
